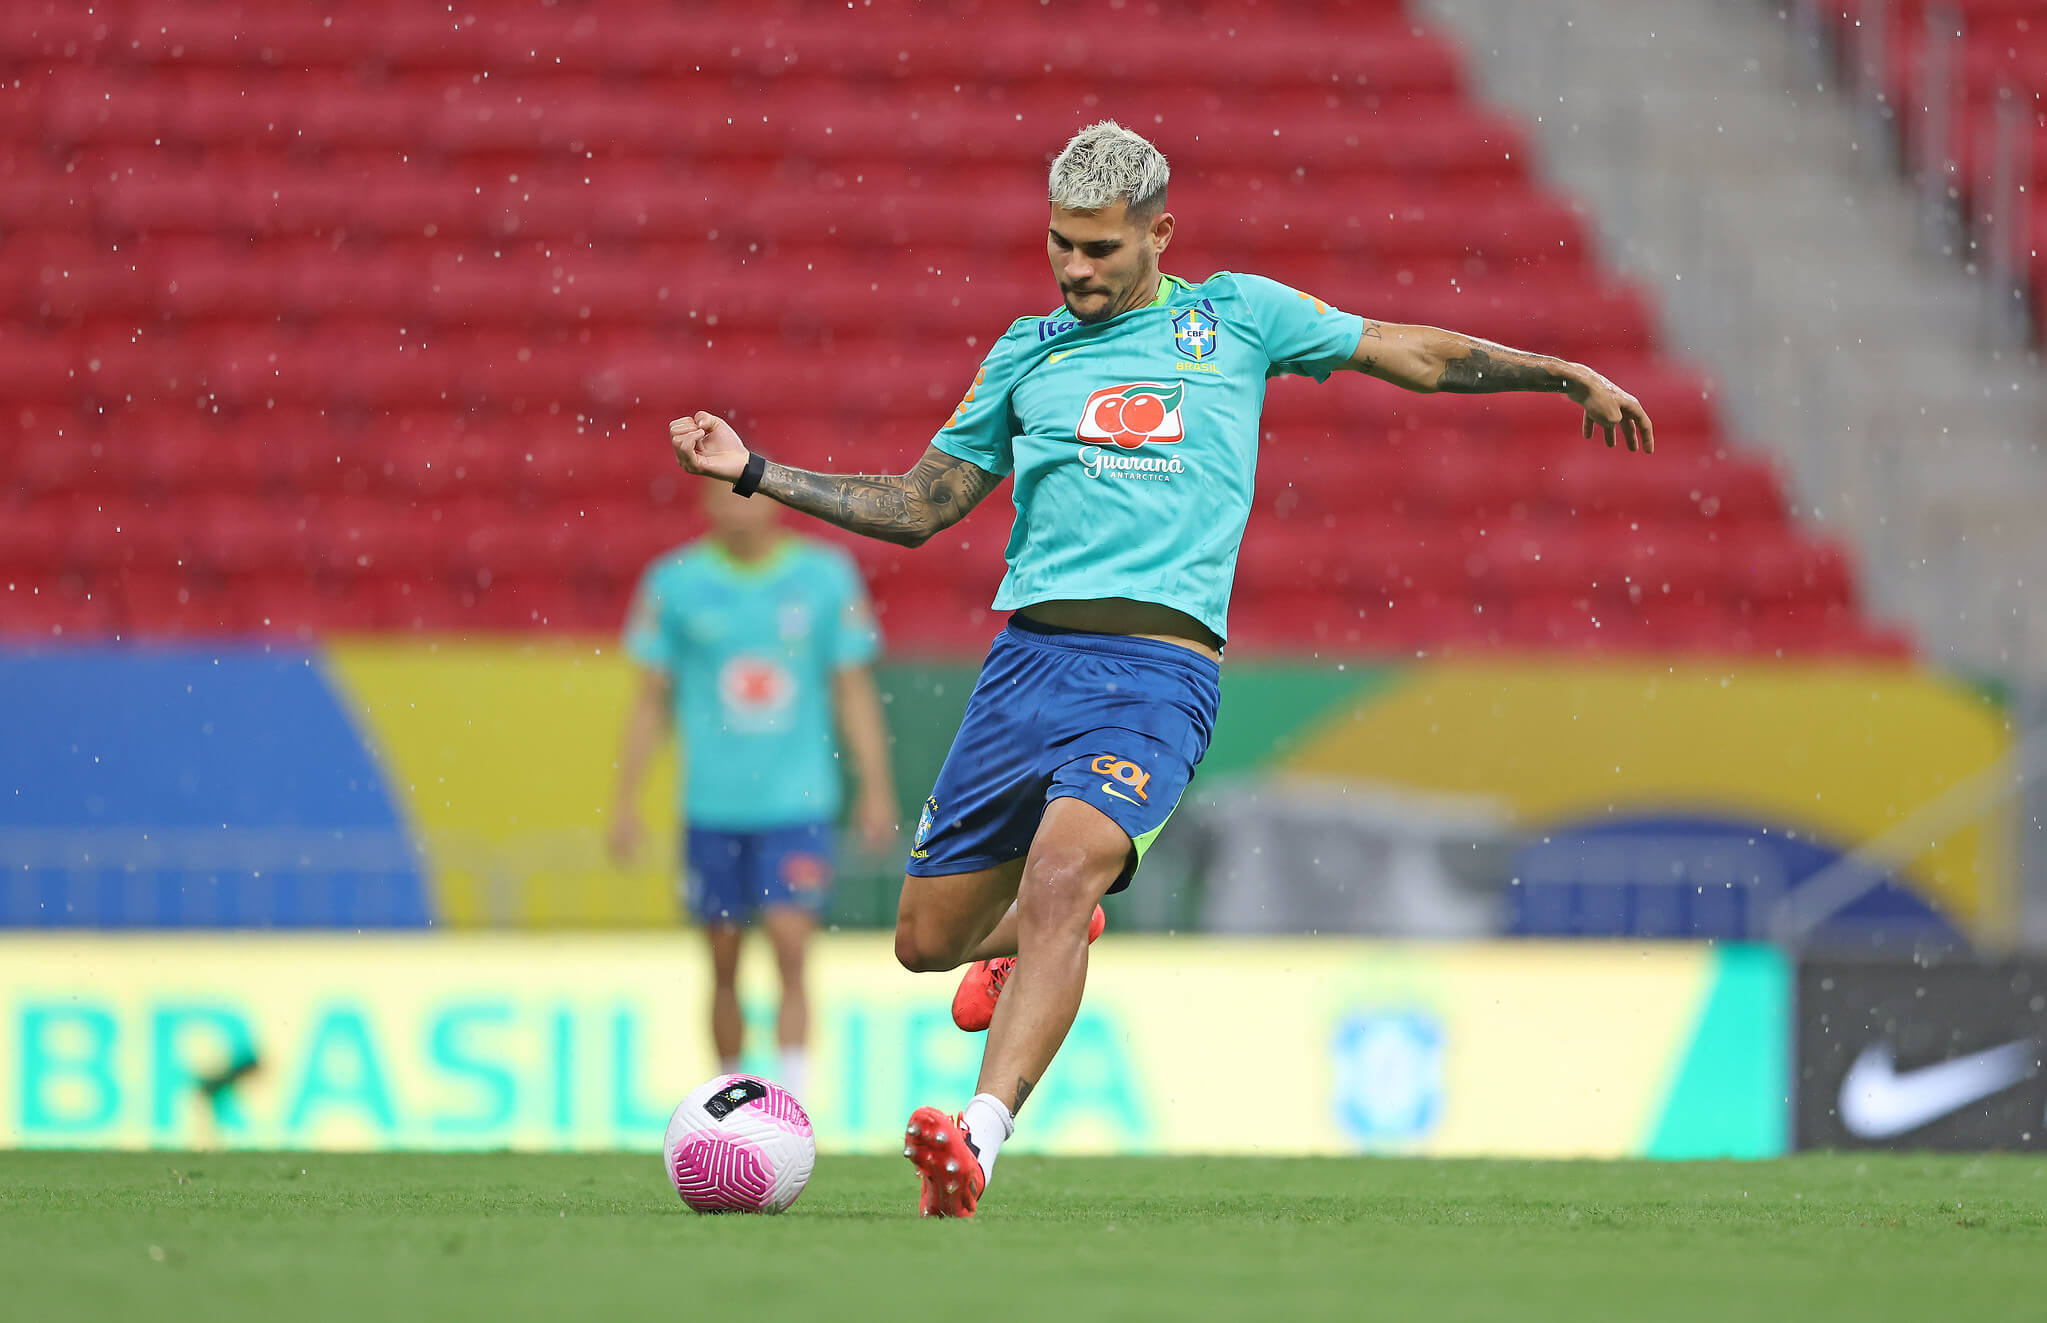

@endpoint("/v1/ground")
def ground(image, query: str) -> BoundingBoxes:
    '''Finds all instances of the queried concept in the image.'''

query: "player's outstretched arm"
[1343,321,1655,453]
[669,412,1001,546]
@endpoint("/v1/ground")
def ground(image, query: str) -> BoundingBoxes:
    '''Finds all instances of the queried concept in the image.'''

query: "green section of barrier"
[830,664,977,927]
[1200,662,1396,775]
[1643,944,1791,1159]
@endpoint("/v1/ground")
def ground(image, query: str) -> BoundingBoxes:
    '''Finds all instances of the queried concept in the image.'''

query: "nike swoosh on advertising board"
[1838,1039,2040,1139]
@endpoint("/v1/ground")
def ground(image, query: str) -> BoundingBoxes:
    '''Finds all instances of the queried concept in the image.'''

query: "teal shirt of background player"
[623,537,881,831]
[930,271,1367,641]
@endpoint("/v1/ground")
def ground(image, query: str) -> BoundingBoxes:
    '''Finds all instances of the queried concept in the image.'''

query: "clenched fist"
[669,412,751,483]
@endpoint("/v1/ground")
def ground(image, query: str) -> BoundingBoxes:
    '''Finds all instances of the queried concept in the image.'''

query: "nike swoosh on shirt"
[1049,350,1080,363]
[1099,782,1144,806]
[1837,1039,2040,1139]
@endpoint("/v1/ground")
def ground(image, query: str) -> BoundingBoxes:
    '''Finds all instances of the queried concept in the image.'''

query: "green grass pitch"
[5,1152,2044,1321]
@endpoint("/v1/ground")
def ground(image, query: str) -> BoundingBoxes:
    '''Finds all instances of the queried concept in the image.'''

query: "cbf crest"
[1170,304,1222,361]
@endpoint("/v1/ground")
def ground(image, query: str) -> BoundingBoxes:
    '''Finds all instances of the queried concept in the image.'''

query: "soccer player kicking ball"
[669,121,1654,1218]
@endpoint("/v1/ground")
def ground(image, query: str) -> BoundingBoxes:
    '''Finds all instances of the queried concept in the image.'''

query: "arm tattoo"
[1356,320,1384,374]
[1437,337,1572,394]
[1011,1076,1035,1113]
[757,448,1002,547]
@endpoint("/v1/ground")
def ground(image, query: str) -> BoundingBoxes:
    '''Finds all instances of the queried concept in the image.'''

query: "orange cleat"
[950,904,1106,1032]
[904,1105,986,1218]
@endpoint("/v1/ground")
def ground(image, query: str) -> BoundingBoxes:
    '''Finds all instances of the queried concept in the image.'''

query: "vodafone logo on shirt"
[1078,381,1186,450]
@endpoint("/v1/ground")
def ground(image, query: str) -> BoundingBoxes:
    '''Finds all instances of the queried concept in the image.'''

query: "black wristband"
[733,450,768,498]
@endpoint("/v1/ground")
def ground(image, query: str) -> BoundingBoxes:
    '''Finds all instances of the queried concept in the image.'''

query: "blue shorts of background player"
[684,822,836,925]
[907,616,1221,891]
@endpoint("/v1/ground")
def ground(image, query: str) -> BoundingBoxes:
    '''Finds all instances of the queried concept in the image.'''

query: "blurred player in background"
[608,483,898,1101]
[668,121,1654,1215]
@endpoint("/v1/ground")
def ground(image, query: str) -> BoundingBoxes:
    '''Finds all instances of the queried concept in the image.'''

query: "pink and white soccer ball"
[663,1075,816,1214]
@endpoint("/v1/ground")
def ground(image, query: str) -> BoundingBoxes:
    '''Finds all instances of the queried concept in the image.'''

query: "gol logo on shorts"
[1091,755,1151,802]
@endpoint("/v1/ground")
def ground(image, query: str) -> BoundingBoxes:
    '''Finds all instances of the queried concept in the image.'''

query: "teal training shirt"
[623,536,881,830]
[929,271,1366,640]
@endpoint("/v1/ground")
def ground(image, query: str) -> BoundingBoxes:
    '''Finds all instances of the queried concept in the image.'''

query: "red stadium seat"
[1403,449,1556,521]
[1589,539,1721,626]
[131,418,254,493]
[1463,526,1605,600]
[0,333,81,403]
[0,574,118,641]
[0,501,72,571]
[306,500,454,579]
[868,579,1006,655]
[176,496,314,576]
[0,169,90,233]
[357,573,469,633]
[10,432,115,496]
[580,505,698,583]
[118,573,267,637]
[0,5,116,63]
[1727,537,1857,608]
[1230,587,1497,655]
[54,495,179,574]
[461,576,613,633]
[229,572,355,644]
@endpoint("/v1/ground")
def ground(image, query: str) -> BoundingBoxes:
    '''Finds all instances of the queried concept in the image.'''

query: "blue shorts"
[684,822,835,925]
[906,616,1221,893]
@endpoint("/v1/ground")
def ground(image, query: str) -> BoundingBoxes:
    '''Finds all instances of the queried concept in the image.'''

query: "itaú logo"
[1077,381,1186,450]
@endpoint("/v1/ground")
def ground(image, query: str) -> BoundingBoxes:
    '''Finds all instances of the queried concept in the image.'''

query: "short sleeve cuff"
[931,431,1013,477]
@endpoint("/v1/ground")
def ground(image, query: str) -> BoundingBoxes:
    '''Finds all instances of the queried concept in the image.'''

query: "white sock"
[961,1093,1015,1185]
[718,1057,741,1077]
[778,1047,809,1100]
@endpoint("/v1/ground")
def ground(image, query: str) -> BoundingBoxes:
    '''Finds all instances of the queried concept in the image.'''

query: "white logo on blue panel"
[1171,306,1221,361]
[1331,1009,1445,1145]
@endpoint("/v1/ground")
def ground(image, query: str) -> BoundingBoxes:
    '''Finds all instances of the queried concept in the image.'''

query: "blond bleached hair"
[1048,120,1169,215]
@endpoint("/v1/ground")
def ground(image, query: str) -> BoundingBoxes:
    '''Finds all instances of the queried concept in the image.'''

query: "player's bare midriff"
[1015,599,1223,661]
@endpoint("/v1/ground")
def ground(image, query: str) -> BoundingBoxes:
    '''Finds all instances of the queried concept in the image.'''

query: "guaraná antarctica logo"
[1077,381,1187,450]
[1075,381,1189,482]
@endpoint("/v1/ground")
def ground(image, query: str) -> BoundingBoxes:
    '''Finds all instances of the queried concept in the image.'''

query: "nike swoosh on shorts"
[1100,782,1144,806]
[1837,1039,2040,1139]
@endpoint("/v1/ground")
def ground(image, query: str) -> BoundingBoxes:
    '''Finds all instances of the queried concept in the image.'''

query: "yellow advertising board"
[0,935,1785,1158]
